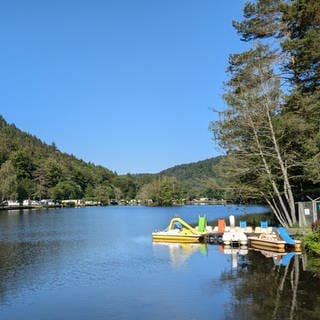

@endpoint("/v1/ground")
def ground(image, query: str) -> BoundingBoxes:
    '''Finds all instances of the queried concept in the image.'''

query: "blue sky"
[0,0,246,174]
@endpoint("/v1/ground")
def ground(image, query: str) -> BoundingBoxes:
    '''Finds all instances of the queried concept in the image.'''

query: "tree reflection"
[220,250,320,320]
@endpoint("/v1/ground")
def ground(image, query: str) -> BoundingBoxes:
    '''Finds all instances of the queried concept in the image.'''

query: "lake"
[0,205,319,319]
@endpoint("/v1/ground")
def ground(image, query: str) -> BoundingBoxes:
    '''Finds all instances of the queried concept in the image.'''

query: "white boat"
[222,230,248,246]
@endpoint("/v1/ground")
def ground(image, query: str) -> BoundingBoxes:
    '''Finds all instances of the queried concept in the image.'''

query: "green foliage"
[94,184,115,205]
[137,176,183,206]
[0,116,231,205]
[210,0,320,225]
[10,150,36,180]
[282,0,320,90]
[0,160,17,201]
[0,117,120,202]
[113,174,137,200]
[158,157,225,200]
[232,0,285,41]
[48,181,82,201]
[303,232,320,255]
[17,178,36,202]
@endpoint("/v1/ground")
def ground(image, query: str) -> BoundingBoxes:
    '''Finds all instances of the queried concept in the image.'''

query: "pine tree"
[212,0,320,225]
[212,43,297,226]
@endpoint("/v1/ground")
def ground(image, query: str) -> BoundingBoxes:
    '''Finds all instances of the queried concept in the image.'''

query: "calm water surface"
[0,205,319,320]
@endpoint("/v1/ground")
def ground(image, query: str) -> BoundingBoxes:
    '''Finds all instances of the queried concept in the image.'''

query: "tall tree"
[282,0,320,89]
[212,0,320,226]
[282,0,320,184]
[137,176,182,206]
[33,166,49,200]
[0,160,18,201]
[212,43,297,226]
[210,0,320,226]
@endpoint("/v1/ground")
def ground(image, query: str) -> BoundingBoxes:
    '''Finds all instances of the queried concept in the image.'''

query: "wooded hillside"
[0,116,223,205]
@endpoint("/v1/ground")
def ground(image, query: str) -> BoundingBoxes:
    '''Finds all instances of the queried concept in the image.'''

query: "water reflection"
[222,248,320,320]
[152,243,208,268]
[252,249,300,267]
[0,207,319,320]
[220,245,248,269]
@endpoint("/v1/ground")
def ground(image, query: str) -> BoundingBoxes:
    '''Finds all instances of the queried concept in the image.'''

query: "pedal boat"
[222,230,248,246]
[152,217,202,243]
[248,233,287,252]
[248,227,301,252]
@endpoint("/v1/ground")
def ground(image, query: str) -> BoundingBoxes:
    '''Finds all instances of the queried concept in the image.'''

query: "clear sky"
[0,0,246,174]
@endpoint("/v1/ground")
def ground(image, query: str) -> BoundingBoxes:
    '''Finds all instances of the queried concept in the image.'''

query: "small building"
[7,200,20,207]
[297,200,320,226]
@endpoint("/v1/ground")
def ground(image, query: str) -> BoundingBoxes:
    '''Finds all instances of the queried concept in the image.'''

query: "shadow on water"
[219,247,320,320]
[152,241,320,319]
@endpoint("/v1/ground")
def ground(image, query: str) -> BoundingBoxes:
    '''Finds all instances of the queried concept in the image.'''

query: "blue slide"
[277,227,296,245]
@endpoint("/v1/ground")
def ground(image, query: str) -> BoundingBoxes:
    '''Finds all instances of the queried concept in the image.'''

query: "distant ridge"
[0,115,224,204]
[159,157,222,179]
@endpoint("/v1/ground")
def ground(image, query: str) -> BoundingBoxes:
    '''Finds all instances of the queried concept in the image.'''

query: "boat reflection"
[219,245,248,269]
[251,248,301,267]
[152,242,208,269]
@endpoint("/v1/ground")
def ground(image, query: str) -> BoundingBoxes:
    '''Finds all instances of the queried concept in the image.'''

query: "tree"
[48,181,82,200]
[112,174,138,200]
[94,184,114,205]
[33,166,49,200]
[282,0,320,89]
[137,176,182,206]
[211,0,320,226]
[211,45,298,226]
[232,0,320,185]
[10,150,36,180]
[281,0,320,184]
[17,178,36,202]
[0,160,17,201]
[43,157,63,187]
[232,0,286,41]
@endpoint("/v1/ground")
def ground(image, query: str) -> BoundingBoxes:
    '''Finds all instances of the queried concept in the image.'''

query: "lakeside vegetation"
[303,220,320,255]
[210,0,320,229]
[208,0,320,255]
[205,0,320,255]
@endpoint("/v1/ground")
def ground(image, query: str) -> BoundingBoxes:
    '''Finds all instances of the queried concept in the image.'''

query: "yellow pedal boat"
[152,217,203,243]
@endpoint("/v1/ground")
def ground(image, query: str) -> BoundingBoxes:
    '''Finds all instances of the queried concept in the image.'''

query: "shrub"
[303,232,320,255]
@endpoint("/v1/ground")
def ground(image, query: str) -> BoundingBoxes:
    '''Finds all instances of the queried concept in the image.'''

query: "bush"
[303,232,320,255]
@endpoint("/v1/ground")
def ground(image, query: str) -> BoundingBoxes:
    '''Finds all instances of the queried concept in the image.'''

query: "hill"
[159,157,224,200]
[160,157,221,181]
[0,116,119,204]
[0,115,223,205]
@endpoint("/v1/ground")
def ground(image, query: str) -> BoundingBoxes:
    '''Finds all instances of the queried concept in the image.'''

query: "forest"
[0,116,224,206]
